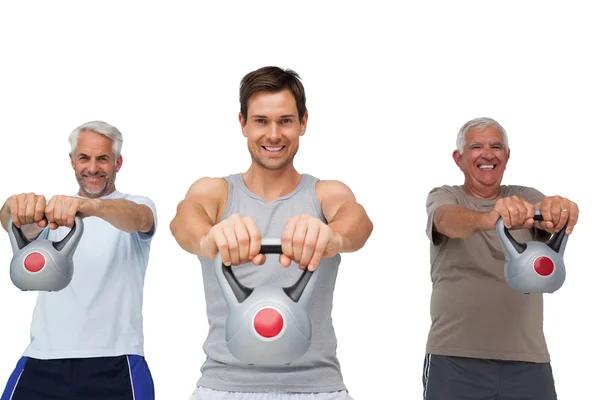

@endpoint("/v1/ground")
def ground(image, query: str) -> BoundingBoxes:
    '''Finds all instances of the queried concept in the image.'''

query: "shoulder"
[427,184,461,200]
[185,176,229,199]
[315,179,356,202]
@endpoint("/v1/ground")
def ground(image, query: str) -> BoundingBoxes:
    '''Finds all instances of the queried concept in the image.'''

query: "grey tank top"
[196,173,346,393]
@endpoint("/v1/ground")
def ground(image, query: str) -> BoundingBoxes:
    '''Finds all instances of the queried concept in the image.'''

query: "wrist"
[81,198,102,217]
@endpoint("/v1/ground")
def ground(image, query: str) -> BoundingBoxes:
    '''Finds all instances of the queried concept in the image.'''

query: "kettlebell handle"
[218,238,316,305]
[496,209,568,255]
[8,214,84,253]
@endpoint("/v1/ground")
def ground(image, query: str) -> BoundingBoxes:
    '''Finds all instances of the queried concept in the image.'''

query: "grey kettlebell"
[496,210,568,294]
[8,215,84,292]
[214,238,321,366]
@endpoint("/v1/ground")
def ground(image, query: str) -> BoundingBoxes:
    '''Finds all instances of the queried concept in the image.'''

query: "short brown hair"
[239,66,307,122]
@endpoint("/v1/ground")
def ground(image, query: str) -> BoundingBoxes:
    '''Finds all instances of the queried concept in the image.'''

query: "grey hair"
[456,117,509,154]
[68,120,123,156]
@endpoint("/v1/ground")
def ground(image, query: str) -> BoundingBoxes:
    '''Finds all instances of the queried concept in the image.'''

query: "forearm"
[88,199,154,233]
[170,199,215,256]
[434,204,494,239]
[328,202,373,253]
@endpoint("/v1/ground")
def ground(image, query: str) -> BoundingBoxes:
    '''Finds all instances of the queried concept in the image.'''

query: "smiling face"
[452,124,510,198]
[240,89,307,171]
[69,129,122,198]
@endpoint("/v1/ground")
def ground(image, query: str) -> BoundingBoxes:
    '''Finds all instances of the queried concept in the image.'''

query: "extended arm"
[84,198,154,233]
[170,177,227,256]
[317,180,373,253]
[433,204,495,239]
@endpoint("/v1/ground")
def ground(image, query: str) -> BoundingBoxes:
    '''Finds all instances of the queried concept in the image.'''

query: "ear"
[239,112,248,138]
[506,148,510,161]
[69,152,75,170]
[299,111,308,136]
[452,149,462,169]
[115,154,123,172]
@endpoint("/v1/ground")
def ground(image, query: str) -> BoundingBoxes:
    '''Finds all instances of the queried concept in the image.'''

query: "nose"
[87,159,99,173]
[482,146,495,159]
[266,122,282,140]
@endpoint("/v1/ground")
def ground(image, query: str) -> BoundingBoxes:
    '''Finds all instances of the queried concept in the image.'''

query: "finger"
[67,201,79,228]
[566,202,579,235]
[244,217,262,259]
[522,201,536,229]
[61,198,71,227]
[549,198,563,231]
[299,220,320,268]
[279,254,292,268]
[308,229,329,271]
[539,199,553,228]
[497,203,512,228]
[9,195,20,228]
[555,200,570,233]
[45,197,56,225]
[212,227,232,266]
[25,193,37,225]
[234,220,250,263]
[292,215,309,265]
[34,195,46,224]
[222,223,240,265]
[280,216,297,261]
[252,254,266,266]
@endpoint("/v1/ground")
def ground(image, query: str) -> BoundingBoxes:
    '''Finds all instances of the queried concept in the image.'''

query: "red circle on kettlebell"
[253,308,284,338]
[24,252,46,273]
[534,256,554,276]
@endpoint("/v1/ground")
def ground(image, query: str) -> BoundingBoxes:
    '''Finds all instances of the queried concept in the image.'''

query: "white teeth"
[265,146,283,151]
[478,165,495,169]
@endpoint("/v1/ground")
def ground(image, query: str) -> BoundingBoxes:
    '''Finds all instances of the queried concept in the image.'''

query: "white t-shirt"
[22,190,157,360]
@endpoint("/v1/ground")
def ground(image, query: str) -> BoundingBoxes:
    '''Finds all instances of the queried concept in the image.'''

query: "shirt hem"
[196,377,347,393]
[426,346,551,363]
[22,347,145,360]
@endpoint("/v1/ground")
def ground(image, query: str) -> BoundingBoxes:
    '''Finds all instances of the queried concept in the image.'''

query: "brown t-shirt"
[425,184,551,363]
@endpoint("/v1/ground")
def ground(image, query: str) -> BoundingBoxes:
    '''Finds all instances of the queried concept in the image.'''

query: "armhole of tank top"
[217,176,235,223]
[309,178,327,223]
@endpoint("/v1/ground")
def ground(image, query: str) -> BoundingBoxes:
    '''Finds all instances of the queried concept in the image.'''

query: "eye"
[281,119,292,124]
[255,118,265,124]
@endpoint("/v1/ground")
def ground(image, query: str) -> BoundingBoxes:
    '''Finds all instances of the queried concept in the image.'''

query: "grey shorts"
[189,386,354,400]
[422,353,557,400]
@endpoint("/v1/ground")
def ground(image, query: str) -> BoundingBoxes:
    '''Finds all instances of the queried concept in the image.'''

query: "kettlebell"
[8,215,84,292]
[496,210,568,294]
[214,238,321,366]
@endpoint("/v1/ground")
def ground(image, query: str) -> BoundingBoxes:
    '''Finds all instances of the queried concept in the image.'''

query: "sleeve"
[125,194,158,242]
[425,186,459,245]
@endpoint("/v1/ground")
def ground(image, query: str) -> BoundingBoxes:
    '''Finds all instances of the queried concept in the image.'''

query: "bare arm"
[170,177,228,256]
[83,198,154,233]
[433,204,495,239]
[317,180,373,253]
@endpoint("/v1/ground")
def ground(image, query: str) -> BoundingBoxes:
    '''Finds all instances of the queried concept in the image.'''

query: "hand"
[8,192,48,229]
[538,195,579,235]
[200,213,263,266]
[280,213,342,271]
[45,195,94,229]
[490,196,536,230]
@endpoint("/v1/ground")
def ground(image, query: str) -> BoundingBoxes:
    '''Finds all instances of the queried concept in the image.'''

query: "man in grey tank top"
[171,66,373,400]
[422,117,580,400]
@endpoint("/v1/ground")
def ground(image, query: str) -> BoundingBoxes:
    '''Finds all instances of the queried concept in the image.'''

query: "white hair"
[68,120,123,156]
[456,117,509,154]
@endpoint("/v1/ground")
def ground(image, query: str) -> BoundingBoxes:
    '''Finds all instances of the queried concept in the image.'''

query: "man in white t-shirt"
[0,121,158,400]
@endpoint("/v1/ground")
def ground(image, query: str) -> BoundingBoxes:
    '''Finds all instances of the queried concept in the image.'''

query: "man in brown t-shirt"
[422,117,579,400]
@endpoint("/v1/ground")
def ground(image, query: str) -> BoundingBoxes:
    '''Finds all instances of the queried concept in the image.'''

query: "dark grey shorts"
[422,354,557,400]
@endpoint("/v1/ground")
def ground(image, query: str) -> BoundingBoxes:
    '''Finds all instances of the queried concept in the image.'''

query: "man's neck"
[462,181,501,200]
[242,164,302,202]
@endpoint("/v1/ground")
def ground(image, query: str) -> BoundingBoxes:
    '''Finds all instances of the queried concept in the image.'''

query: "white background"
[0,1,598,399]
